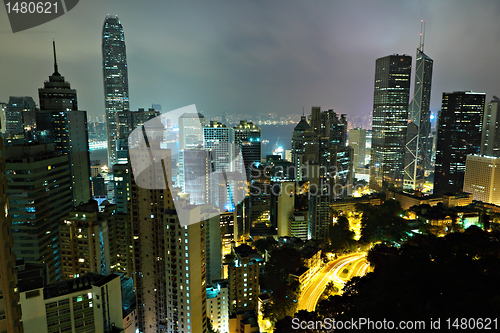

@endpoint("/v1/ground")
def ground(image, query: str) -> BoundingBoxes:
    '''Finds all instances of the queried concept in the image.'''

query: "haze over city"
[2,0,500,120]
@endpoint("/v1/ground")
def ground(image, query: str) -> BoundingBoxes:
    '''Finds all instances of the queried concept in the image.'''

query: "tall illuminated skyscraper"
[102,15,129,167]
[404,25,433,190]
[434,91,485,195]
[370,54,412,191]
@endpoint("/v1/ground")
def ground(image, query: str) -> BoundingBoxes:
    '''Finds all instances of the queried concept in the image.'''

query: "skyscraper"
[103,15,129,167]
[5,144,73,282]
[404,27,434,190]
[349,128,367,169]
[179,112,207,150]
[291,116,317,181]
[234,120,262,180]
[37,42,92,207]
[434,91,486,195]
[203,121,236,173]
[480,97,500,157]
[3,96,37,145]
[129,135,207,332]
[370,54,412,191]
[0,137,23,333]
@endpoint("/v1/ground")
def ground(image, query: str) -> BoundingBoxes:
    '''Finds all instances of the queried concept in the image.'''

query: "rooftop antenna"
[52,39,60,75]
[418,20,425,53]
[302,107,305,117]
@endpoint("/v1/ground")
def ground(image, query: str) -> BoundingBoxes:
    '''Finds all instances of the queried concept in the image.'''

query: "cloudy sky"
[1,0,500,122]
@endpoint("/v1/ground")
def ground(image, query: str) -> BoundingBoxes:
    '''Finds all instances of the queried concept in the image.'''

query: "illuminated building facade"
[404,39,433,190]
[480,97,500,157]
[434,91,485,195]
[370,54,412,191]
[102,15,130,167]
[463,155,500,205]
[234,120,261,180]
[4,144,73,283]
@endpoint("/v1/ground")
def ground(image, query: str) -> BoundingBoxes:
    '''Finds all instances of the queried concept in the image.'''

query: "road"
[297,253,368,312]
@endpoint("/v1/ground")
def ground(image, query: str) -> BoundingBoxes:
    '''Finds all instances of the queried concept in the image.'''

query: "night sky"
[1,0,500,122]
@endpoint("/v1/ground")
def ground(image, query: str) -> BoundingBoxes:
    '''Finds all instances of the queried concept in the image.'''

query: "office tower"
[91,174,107,199]
[5,144,73,282]
[0,138,23,333]
[179,112,206,150]
[289,212,309,241]
[220,212,235,256]
[113,164,130,213]
[204,121,236,172]
[234,120,262,179]
[370,54,412,191]
[463,155,500,205]
[60,207,103,280]
[277,181,295,237]
[228,245,261,314]
[3,96,37,145]
[38,42,92,207]
[206,280,230,333]
[129,137,207,332]
[349,128,367,169]
[308,194,331,241]
[404,29,434,190]
[248,165,272,232]
[291,116,317,181]
[309,107,347,166]
[90,160,101,177]
[434,91,486,195]
[116,108,161,165]
[19,273,125,333]
[332,146,354,197]
[480,97,500,156]
[103,15,130,167]
[178,149,212,205]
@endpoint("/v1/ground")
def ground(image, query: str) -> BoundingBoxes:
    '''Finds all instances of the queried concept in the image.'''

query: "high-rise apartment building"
[113,164,130,213]
[206,280,229,333]
[129,135,207,332]
[234,121,261,179]
[308,194,331,242]
[0,137,23,333]
[5,144,73,282]
[19,273,125,333]
[370,54,412,191]
[404,33,433,190]
[463,155,500,205]
[434,91,486,195]
[480,97,500,157]
[103,15,130,167]
[228,245,260,315]
[60,209,103,280]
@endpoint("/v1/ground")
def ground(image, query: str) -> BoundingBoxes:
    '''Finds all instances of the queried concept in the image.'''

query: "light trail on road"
[298,253,369,312]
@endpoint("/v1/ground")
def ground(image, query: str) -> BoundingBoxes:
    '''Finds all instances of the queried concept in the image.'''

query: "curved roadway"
[297,253,369,312]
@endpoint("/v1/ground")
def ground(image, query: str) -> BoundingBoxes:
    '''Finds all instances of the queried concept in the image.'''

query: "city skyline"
[1,1,500,122]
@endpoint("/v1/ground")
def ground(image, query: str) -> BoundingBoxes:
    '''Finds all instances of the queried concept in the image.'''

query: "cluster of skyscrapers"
[2,14,500,333]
